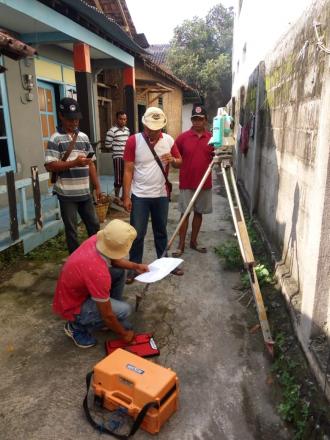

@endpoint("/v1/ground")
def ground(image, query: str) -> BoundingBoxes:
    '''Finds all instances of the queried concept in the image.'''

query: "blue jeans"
[73,267,132,332]
[59,196,100,254]
[129,194,169,265]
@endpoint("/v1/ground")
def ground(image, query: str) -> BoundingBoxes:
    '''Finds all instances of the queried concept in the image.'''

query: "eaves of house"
[0,0,145,69]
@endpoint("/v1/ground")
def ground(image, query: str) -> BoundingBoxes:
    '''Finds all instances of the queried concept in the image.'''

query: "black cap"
[191,104,207,118]
[59,97,82,120]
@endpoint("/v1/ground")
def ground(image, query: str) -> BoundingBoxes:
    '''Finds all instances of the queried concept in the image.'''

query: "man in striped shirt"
[105,111,130,203]
[45,98,101,254]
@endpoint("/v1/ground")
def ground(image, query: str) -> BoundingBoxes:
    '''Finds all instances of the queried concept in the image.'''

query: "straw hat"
[142,107,167,130]
[96,220,137,260]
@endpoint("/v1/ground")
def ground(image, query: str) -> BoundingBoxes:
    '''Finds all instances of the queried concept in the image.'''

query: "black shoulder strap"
[142,133,173,196]
[62,132,78,162]
[83,371,158,439]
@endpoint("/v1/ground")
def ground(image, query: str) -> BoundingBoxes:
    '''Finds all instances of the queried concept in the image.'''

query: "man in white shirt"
[123,107,183,282]
[105,111,130,203]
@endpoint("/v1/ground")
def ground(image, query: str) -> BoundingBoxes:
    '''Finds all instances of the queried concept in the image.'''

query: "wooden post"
[123,67,136,133]
[6,171,19,241]
[31,166,43,231]
[73,43,95,141]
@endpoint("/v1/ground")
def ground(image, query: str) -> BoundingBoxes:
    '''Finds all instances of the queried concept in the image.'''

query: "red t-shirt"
[52,235,111,321]
[176,128,213,190]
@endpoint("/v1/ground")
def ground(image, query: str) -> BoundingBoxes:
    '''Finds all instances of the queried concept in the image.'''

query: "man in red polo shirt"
[53,219,149,348]
[172,105,213,257]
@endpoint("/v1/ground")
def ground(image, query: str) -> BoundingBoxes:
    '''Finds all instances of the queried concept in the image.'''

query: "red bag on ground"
[105,333,160,358]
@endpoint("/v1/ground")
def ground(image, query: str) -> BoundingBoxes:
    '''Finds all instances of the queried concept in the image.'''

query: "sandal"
[172,249,184,258]
[171,267,184,276]
[114,196,123,206]
[125,274,136,284]
[190,243,207,253]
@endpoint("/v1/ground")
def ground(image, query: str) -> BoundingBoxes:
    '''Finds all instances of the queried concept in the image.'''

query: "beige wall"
[135,63,183,139]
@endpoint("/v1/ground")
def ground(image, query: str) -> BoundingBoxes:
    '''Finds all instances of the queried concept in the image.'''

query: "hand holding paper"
[135,257,183,283]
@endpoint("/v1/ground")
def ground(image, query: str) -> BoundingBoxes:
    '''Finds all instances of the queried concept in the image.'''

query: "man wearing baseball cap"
[53,219,149,348]
[123,107,183,283]
[172,104,213,257]
[44,97,101,254]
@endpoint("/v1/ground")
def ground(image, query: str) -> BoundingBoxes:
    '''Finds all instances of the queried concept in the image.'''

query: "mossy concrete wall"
[232,0,330,383]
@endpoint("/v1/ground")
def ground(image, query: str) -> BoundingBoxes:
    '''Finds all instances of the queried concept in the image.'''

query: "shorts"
[178,189,212,214]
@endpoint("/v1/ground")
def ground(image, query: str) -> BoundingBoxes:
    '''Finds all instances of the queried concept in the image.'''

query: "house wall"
[232,0,314,95]
[232,0,330,395]
[0,56,44,183]
[182,103,193,132]
[135,63,183,139]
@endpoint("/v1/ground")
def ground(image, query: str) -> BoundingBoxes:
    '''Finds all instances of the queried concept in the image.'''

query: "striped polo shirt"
[45,129,94,201]
[105,125,130,159]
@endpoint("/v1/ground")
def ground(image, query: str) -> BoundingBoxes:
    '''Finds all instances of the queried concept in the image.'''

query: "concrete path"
[0,174,290,440]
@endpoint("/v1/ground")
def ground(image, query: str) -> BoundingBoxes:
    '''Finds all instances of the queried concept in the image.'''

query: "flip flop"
[171,267,184,276]
[125,275,136,285]
[190,243,207,253]
[172,249,184,258]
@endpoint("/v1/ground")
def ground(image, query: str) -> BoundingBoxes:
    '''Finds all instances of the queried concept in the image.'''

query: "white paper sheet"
[135,257,183,283]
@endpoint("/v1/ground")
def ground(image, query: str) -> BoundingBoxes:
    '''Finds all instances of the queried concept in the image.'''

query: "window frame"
[0,61,16,176]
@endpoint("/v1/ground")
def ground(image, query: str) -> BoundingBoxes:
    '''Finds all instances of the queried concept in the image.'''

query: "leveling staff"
[52,220,149,349]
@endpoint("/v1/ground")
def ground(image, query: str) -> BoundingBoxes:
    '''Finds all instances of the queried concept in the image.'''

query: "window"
[158,96,163,108]
[37,81,58,150]
[0,65,15,175]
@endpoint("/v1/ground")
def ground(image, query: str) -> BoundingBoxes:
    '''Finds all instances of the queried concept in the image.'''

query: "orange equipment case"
[92,348,179,434]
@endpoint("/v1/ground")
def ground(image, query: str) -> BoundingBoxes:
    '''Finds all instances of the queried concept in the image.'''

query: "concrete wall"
[232,0,330,395]
[232,0,314,94]
[37,45,74,67]
[0,57,44,183]
[182,103,193,132]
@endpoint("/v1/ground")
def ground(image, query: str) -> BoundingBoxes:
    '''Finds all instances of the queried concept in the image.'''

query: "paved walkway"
[0,173,290,440]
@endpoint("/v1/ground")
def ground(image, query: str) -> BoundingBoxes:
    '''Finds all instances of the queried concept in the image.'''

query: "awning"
[0,30,37,61]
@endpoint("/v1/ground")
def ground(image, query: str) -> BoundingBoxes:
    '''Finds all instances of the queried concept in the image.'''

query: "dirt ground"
[0,174,297,440]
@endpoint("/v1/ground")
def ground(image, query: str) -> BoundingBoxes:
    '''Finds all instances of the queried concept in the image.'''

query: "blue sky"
[125,0,235,45]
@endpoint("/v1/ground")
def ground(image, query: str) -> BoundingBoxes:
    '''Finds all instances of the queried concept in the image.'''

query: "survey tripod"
[135,146,274,357]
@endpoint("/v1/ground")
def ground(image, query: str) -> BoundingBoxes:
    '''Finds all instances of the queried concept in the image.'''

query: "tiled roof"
[147,44,170,67]
[0,30,36,60]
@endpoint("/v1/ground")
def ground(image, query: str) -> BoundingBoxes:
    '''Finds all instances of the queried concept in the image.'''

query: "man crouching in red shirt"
[53,219,149,348]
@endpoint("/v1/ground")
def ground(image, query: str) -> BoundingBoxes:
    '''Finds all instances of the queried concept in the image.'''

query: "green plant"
[271,332,311,439]
[0,242,23,265]
[241,264,273,288]
[214,239,242,269]
[26,226,88,262]
[26,231,68,262]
